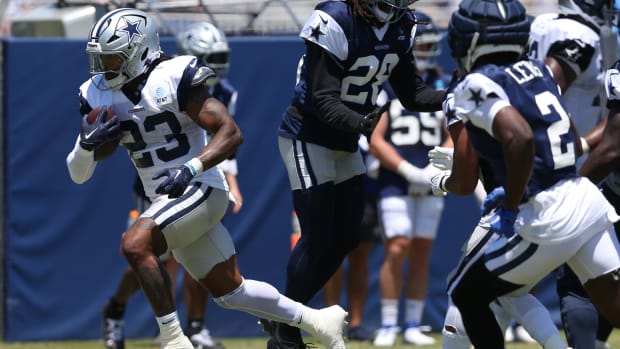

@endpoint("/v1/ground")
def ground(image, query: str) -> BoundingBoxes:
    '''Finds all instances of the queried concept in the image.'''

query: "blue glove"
[153,165,194,198]
[481,187,505,216]
[489,206,518,238]
[79,106,121,151]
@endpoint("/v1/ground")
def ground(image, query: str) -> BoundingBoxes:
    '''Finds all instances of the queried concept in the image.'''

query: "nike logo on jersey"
[319,14,328,25]
[296,315,303,325]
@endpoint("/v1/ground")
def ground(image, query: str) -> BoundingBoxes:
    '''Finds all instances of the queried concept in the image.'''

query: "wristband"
[184,157,204,176]
[580,137,590,154]
[396,161,416,179]
[439,175,448,192]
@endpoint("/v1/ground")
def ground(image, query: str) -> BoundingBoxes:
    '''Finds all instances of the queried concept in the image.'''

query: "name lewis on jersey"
[505,61,543,85]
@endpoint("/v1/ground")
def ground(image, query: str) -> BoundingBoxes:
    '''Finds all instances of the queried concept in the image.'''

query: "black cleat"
[259,318,311,349]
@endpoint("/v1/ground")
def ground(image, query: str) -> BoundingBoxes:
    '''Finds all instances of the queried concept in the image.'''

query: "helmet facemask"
[361,0,415,24]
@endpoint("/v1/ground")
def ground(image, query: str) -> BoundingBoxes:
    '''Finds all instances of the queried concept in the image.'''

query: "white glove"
[428,146,454,171]
[408,164,441,196]
[430,170,451,196]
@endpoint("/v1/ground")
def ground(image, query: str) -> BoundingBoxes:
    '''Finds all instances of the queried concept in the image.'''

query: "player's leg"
[323,266,344,308]
[570,227,620,328]
[344,239,373,341]
[172,217,347,349]
[275,138,365,346]
[557,264,600,349]
[374,195,412,346]
[403,195,443,346]
[103,265,139,349]
[182,275,224,349]
[496,294,567,349]
[103,188,152,349]
[344,191,377,341]
[122,182,229,348]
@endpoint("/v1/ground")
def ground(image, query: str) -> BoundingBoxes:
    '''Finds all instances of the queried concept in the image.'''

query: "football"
[87,106,120,161]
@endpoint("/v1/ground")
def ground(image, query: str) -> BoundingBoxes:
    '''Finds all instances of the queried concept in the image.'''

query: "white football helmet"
[177,22,230,75]
[86,8,162,90]
[360,0,416,23]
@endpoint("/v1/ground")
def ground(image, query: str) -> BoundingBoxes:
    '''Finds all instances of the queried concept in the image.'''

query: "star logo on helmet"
[119,18,143,44]
[468,88,484,107]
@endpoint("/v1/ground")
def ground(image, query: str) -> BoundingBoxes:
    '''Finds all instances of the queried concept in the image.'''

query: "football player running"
[66,8,347,349]
[267,0,445,347]
[430,0,620,348]
[99,21,241,349]
[528,1,616,348]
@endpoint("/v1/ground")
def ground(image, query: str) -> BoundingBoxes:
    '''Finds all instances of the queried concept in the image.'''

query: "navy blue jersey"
[377,77,447,198]
[211,77,237,117]
[450,58,578,200]
[278,0,420,152]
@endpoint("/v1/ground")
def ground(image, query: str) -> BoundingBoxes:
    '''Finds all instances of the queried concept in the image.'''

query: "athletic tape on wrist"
[184,157,204,176]
[580,137,590,154]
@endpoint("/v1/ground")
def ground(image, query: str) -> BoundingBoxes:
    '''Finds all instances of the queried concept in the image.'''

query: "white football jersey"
[79,55,228,199]
[528,13,604,134]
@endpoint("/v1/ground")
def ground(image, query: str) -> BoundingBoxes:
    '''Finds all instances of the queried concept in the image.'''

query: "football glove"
[428,146,454,171]
[430,170,450,196]
[79,106,121,151]
[359,103,389,139]
[480,186,505,216]
[153,165,195,198]
[489,206,518,238]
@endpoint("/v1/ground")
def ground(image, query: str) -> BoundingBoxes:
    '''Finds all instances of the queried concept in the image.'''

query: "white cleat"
[301,305,348,349]
[373,326,399,347]
[403,326,436,346]
[160,334,194,349]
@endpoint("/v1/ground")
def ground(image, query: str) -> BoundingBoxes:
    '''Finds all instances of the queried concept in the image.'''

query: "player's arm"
[579,109,620,183]
[66,135,97,184]
[66,96,100,184]
[388,57,445,112]
[306,42,367,132]
[491,106,534,211]
[443,121,480,195]
[183,68,243,171]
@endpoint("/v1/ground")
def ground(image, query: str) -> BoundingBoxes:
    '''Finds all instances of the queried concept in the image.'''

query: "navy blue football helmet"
[413,11,443,70]
[447,0,531,72]
[360,0,416,23]
[559,0,616,28]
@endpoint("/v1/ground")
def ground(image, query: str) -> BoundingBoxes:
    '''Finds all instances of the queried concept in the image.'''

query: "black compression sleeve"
[388,57,445,112]
[307,42,364,133]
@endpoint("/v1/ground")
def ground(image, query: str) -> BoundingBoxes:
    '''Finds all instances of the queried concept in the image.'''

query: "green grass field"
[2,330,620,349]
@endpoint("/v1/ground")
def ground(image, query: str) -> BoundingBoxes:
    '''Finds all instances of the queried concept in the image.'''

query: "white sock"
[405,299,425,326]
[544,333,568,349]
[499,294,563,347]
[489,300,512,334]
[156,311,184,341]
[442,327,472,349]
[380,299,399,327]
[442,300,471,349]
[214,278,303,324]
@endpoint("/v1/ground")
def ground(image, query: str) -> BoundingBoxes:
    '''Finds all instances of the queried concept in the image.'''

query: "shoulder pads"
[192,66,218,87]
